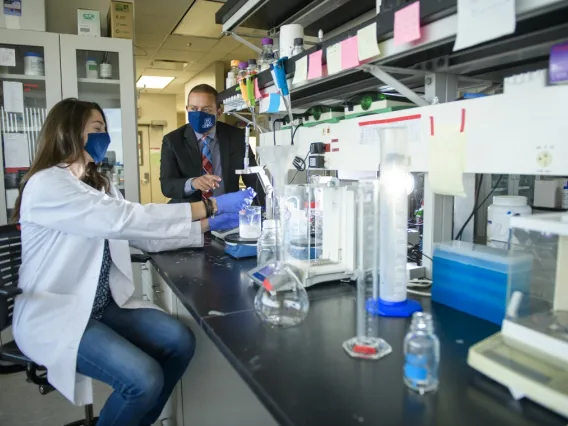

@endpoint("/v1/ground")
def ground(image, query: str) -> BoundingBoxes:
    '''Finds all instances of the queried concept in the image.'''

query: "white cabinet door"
[59,34,139,202]
[175,298,277,426]
[0,29,61,224]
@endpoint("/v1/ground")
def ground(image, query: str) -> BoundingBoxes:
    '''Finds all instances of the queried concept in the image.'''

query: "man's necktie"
[201,136,213,199]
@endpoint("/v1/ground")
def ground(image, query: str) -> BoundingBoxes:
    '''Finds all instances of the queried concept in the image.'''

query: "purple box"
[550,42,568,85]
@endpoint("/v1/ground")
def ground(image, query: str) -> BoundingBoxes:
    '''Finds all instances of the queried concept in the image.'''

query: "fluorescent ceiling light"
[136,76,175,89]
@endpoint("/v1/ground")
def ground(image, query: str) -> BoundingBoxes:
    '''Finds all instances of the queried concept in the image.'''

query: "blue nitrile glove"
[215,188,256,214]
[209,213,239,232]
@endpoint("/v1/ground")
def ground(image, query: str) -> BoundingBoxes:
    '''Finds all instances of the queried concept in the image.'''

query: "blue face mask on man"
[187,111,216,134]
[85,132,111,164]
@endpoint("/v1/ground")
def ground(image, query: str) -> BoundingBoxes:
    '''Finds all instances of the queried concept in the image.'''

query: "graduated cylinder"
[375,127,422,317]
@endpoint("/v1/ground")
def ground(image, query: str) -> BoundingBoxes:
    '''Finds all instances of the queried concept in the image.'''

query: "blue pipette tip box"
[366,298,423,317]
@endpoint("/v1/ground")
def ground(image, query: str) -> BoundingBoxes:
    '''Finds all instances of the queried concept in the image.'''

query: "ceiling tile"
[173,0,223,39]
[185,61,209,72]
[211,36,250,55]
[162,35,219,52]
[134,46,158,58]
[135,0,191,19]
[135,14,176,35]
[160,80,186,95]
[199,51,228,63]
[135,34,165,49]
[154,49,205,63]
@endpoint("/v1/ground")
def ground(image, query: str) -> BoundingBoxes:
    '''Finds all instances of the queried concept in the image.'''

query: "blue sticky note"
[267,93,281,113]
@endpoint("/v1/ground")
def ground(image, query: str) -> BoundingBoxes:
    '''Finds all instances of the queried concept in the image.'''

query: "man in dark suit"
[160,84,263,204]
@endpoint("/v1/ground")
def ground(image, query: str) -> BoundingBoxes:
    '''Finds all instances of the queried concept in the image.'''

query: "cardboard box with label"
[108,1,134,39]
[77,9,101,37]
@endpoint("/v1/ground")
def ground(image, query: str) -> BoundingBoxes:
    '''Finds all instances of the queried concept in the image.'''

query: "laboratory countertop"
[149,237,566,426]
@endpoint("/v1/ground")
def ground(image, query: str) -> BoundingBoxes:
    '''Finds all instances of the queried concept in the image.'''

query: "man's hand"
[192,175,222,192]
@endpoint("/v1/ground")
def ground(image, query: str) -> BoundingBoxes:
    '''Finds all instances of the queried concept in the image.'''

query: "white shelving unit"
[0,29,139,226]
[0,29,61,225]
[0,74,46,81]
[60,34,138,203]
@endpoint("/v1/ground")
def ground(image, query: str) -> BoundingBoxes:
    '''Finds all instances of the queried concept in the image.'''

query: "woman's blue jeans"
[76,302,195,426]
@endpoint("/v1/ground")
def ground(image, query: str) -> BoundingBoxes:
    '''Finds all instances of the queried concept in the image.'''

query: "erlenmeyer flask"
[253,192,310,328]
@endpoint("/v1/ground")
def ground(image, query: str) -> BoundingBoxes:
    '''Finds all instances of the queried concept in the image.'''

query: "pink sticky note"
[308,51,323,80]
[341,36,360,70]
[254,78,262,100]
[394,2,421,46]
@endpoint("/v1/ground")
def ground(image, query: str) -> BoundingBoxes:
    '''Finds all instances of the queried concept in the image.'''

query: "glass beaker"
[239,206,262,239]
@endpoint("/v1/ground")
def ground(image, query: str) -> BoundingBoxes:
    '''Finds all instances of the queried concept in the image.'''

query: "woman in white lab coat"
[11,98,255,426]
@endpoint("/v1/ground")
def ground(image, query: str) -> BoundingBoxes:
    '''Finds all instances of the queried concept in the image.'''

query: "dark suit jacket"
[160,121,265,205]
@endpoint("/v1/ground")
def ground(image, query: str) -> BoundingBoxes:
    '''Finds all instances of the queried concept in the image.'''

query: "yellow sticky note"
[292,56,308,86]
[326,43,342,75]
[357,23,381,61]
[428,125,466,197]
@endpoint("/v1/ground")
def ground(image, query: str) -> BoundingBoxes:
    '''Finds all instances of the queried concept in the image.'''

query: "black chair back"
[0,224,21,333]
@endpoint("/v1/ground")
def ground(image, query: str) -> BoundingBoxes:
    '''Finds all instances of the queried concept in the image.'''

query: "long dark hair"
[12,98,110,223]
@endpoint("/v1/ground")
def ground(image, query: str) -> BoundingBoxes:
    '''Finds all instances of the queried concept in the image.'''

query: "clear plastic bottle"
[257,219,278,265]
[291,38,305,57]
[247,59,258,76]
[403,312,440,394]
[230,60,240,79]
[258,37,275,71]
[562,180,568,209]
[237,62,248,82]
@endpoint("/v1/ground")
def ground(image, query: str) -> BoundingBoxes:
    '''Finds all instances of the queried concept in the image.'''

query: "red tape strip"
[358,114,422,127]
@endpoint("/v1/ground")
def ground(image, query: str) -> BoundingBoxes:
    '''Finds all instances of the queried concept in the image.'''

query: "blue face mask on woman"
[187,111,216,134]
[85,132,111,164]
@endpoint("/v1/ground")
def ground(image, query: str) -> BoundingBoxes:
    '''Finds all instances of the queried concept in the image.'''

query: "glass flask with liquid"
[403,312,440,394]
[254,194,309,328]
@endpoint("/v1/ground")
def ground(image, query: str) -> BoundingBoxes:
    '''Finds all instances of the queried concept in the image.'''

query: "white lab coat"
[12,166,204,406]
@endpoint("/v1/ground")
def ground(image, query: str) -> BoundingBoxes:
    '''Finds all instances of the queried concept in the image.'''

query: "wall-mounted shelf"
[217,0,377,35]
[217,0,568,110]
[77,78,120,84]
[0,73,46,81]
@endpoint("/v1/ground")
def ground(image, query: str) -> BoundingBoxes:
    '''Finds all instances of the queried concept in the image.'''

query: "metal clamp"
[235,166,274,219]
[225,31,263,55]
[361,64,429,107]
[226,111,268,133]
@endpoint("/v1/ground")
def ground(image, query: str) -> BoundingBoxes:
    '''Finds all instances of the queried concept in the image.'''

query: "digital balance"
[468,213,568,418]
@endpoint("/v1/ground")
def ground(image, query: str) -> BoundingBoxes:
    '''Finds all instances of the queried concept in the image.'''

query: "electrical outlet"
[536,151,552,168]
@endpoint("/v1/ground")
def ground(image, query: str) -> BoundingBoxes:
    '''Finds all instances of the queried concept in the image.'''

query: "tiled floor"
[0,371,111,426]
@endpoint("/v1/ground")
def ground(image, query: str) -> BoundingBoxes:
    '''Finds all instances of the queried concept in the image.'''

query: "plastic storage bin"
[432,241,533,324]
